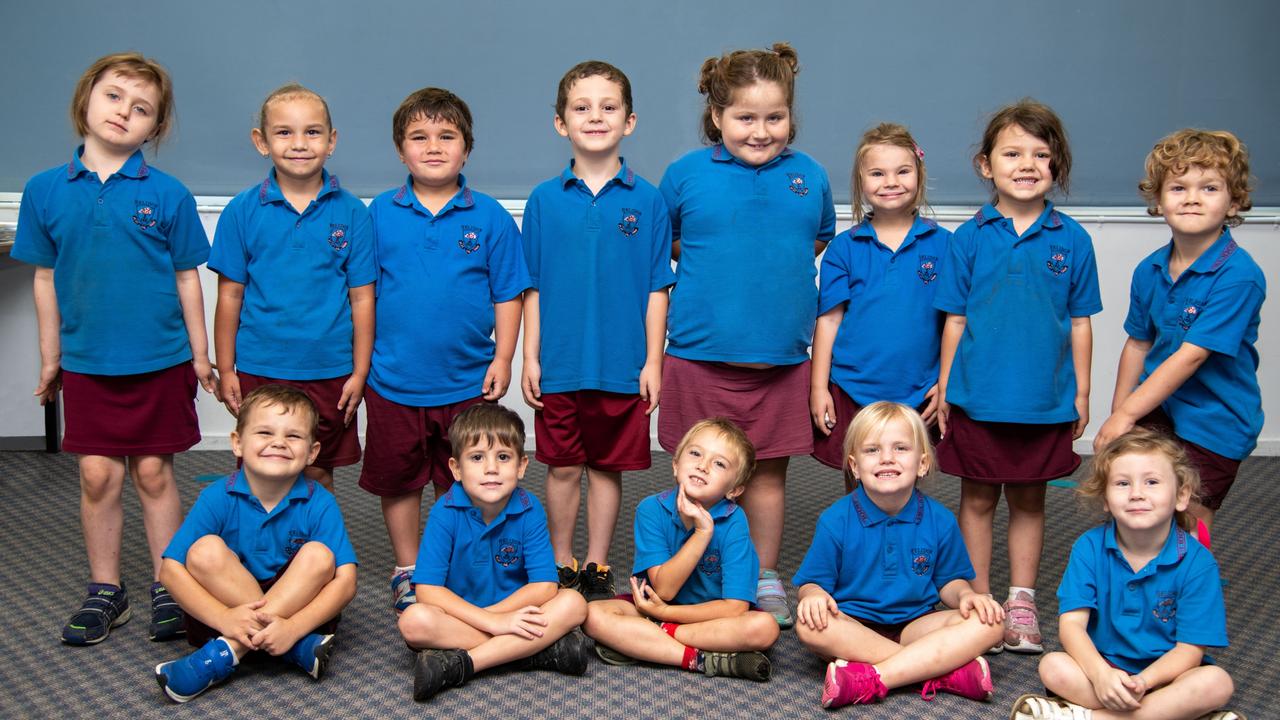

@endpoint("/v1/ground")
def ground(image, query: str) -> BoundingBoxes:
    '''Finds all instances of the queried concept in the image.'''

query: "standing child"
[399,404,589,702]
[1094,129,1264,534]
[210,84,375,493]
[154,386,357,703]
[521,61,675,601]
[935,99,1102,653]
[794,402,1003,708]
[13,52,216,645]
[658,43,836,628]
[584,419,780,681]
[811,123,950,491]
[361,88,530,614]
[1011,427,1239,720]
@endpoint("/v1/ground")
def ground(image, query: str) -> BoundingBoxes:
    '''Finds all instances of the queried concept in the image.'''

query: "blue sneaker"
[392,569,416,614]
[154,637,237,703]
[62,582,131,645]
[286,633,335,680]
[148,582,185,642]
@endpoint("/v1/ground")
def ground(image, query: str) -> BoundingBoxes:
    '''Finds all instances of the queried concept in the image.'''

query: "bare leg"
[304,466,334,494]
[584,468,621,566]
[737,457,788,569]
[958,480,1001,593]
[80,454,128,585]
[544,464,585,566]
[874,611,1002,687]
[381,490,424,567]
[130,454,184,581]
[1187,501,1215,533]
[1039,651,1235,720]
[1005,483,1047,588]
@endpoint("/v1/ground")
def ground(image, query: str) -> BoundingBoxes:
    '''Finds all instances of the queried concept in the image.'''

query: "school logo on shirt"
[1152,591,1177,623]
[1045,245,1071,276]
[328,223,349,251]
[917,255,938,285]
[911,548,932,576]
[458,225,482,254]
[1178,301,1205,330]
[618,208,641,237]
[786,173,809,197]
[494,537,522,567]
[284,531,311,559]
[697,553,722,578]
[132,202,157,229]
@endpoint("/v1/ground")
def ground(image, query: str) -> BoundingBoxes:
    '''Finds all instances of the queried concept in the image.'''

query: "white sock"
[215,636,241,665]
[394,564,415,576]
[1008,586,1036,601]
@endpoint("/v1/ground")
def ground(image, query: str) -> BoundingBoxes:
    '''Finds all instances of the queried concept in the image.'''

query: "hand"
[193,357,219,399]
[1089,666,1143,712]
[337,374,366,426]
[219,370,242,415]
[1092,411,1134,453]
[630,576,669,620]
[810,388,836,436]
[796,591,839,631]
[675,484,714,535]
[218,598,268,650]
[937,398,951,437]
[482,358,512,401]
[1072,395,1090,440]
[920,384,941,426]
[638,361,661,416]
[250,614,304,657]
[491,605,547,640]
[957,591,1004,625]
[33,363,61,405]
[520,358,543,409]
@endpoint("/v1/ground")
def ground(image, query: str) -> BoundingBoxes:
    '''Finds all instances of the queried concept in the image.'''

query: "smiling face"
[1104,451,1191,535]
[252,96,335,186]
[397,115,469,193]
[859,143,920,218]
[555,74,635,157]
[82,70,161,155]
[847,417,928,503]
[712,80,791,167]
[672,428,746,505]
[231,401,320,483]
[1159,165,1239,242]
[450,438,529,514]
[980,123,1053,210]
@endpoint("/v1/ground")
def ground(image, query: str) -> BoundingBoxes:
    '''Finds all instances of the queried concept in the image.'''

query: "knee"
[185,535,235,577]
[583,600,622,635]
[79,465,124,501]
[794,617,827,649]
[740,610,780,650]
[399,603,444,647]
[964,613,1004,646]
[1037,652,1077,691]
[1196,666,1235,707]
[547,465,584,485]
[290,542,336,579]
[549,588,588,626]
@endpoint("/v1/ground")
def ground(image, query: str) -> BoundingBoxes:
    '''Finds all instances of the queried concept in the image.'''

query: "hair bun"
[771,42,799,74]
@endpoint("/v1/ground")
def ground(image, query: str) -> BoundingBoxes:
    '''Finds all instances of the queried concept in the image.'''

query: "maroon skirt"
[936,406,1078,485]
[62,363,200,456]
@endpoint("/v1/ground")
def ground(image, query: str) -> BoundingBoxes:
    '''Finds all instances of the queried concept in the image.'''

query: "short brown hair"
[70,52,175,145]
[673,418,757,488]
[392,87,473,153]
[556,61,633,120]
[1138,129,1252,227]
[449,404,525,460]
[841,402,936,489]
[974,98,1072,199]
[851,123,929,224]
[235,385,319,440]
[1081,427,1201,532]
[258,83,332,134]
[698,42,799,145]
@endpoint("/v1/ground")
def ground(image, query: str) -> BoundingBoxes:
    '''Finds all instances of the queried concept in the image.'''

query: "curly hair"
[1081,427,1201,532]
[1138,129,1252,227]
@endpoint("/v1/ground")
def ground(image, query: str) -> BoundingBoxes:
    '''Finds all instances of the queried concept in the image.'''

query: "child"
[658,42,836,628]
[583,418,780,681]
[210,83,376,493]
[360,87,530,613]
[13,52,216,646]
[520,61,675,601]
[811,123,950,491]
[1011,427,1239,720]
[934,99,1102,653]
[398,404,589,702]
[794,402,1003,708]
[154,385,357,703]
[1093,129,1264,533]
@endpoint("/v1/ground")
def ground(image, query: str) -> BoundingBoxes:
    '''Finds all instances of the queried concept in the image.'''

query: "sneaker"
[1003,591,1044,653]
[557,558,581,590]
[518,629,589,675]
[578,562,616,602]
[149,582,185,642]
[286,633,335,680]
[154,637,237,703]
[1198,712,1247,720]
[921,657,993,701]
[391,569,416,614]
[413,648,473,702]
[702,651,771,681]
[62,582,131,645]
[1009,693,1092,719]
[822,660,888,709]
[594,642,637,666]
[755,570,794,629]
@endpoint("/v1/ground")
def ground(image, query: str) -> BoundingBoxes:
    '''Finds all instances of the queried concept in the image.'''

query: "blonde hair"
[673,418,757,488]
[974,98,1071,200]
[841,402,936,489]
[697,42,799,145]
[70,52,174,146]
[851,123,929,224]
[449,404,525,460]
[1082,427,1201,531]
[258,83,332,134]
[1138,129,1252,227]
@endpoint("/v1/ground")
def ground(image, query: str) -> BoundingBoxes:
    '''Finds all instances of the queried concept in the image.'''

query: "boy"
[360,87,531,613]
[154,385,357,703]
[582,419,780,681]
[1094,129,1264,533]
[398,404,589,702]
[520,61,675,601]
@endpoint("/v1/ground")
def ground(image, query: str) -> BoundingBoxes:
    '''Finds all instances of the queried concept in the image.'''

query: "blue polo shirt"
[13,147,210,375]
[367,176,531,406]
[1123,230,1265,460]
[631,488,759,605]
[933,203,1102,423]
[819,215,951,407]
[659,145,836,365]
[523,160,676,394]
[792,486,974,624]
[413,486,558,608]
[208,170,376,380]
[1058,520,1227,675]
[162,470,357,582]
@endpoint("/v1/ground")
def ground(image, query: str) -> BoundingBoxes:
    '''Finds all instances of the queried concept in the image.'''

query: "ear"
[622,112,637,137]
[517,455,530,480]
[1227,202,1240,220]
[1175,482,1192,513]
[918,451,931,478]
[711,106,724,131]
[978,154,993,179]
[725,483,745,502]
[306,440,321,466]
[250,128,270,157]
[230,430,244,459]
[846,453,859,482]
[327,128,338,155]
[553,113,569,138]
[447,457,463,482]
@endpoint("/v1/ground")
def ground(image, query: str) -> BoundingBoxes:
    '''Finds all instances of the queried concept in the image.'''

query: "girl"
[209,84,376,493]
[793,402,1004,708]
[935,99,1102,653]
[13,52,216,645]
[657,42,836,629]
[1011,427,1239,720]
[811,123,950,491]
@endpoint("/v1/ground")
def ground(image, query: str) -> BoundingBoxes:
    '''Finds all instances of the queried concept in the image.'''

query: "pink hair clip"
[913,144,925,160]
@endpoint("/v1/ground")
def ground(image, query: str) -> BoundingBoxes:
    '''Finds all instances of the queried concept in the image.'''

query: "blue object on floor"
[1047,479,1078,489]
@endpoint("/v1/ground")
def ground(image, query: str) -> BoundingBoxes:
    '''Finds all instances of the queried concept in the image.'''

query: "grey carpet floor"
[0,449,1274,719]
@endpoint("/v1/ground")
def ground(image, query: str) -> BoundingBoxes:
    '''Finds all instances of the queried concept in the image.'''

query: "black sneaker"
[577,563,616,602]
[413,648,473,702]
[703,651,771,681]
[62,582,131,645]
[518,629,589,675]
[149,582,186,642]
[594,642,637,666]
[557,559,581,590]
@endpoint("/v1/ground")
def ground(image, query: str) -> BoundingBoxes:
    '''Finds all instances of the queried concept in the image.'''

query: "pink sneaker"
[920,657,993,701]
[821,660,888,708]
[1003,591,1044,653]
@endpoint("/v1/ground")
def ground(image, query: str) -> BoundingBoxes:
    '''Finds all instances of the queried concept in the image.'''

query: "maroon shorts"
[535,390,651,471]
[658,355,813,460]
[811,384,942,482]
[1137,408,1242,511]
[936,406,1079,485]
[237,372,361,469]
[62,363,200,456]
[850,609,941,643]
[358,387,487,496]
[183,560,340,647]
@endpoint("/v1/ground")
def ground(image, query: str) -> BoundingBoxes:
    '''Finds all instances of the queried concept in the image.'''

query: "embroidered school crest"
[786,173,809,197]
[285,531,310,559]
[618,208,641,237]
[458,225,482,254]
[1152,591,1177,623]
[494,538,522,567]
[911,548,932,576]
[1045,245,1070,276]
[697,553,721,577]
[132,202,157,229]
[917,255,938,285]
[1178,303,1203,331]
[328,224,349,251]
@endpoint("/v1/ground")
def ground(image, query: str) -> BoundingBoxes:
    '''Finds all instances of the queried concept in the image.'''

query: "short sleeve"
[520,191,542,290]
[167,191,211,270]
[632,496,672,577]
[519,498,558,585]
[1122,266,1155,341]
[716,513,760,603]
[307,489,358,568]
[1057,534,1100,614]
[343,202,377,288]
[933,224,974,316]
[929,507,975,589]
[207,199,248,283]
[162,482,228,565]
[648,194,676,291]
[412,497,455,587]
[817,234,853,315]
[658,166,682,243]
[485,208,532,303]
[1184,281,1264,357]
[1173,554,1228,649]
[13,179,57,267]
[816,170,836,245]
[791,505,842,592]
[1066,230,1103,317]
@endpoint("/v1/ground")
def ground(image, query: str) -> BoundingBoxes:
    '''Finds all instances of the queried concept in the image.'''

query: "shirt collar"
[973,201,1062,234]
[709,143,794,169]
[1102,518,1188,571]
[656,487,740,523]
[848,485,925,527]
[559,157,636,189]
[66,146,149,180]
[1153,228,1238,276]
[224,469,315,505]
[442,484,534,521]
[258,168,340,206]
[850,214,939,251]
[392,173,474,216]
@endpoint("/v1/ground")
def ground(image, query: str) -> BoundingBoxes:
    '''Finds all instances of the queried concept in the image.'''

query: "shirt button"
[295,221,302,229]
[97,198,104,205]
[1127,582,1137,591]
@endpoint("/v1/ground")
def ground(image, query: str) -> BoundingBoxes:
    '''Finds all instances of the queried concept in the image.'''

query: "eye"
[1114,478,1130,488]
[861,446,878,456]
[1036,152,1052,160]
[106,92,120,100]
[574,104,588,112]
[288,432,303,439]
[497,452,512,462]
[468,452,483,462]
[768,114,786,122]
[1003,151,1018,158]
[276,129,290,137]
[1203,184,1220,192]
[894,443,910,453]
[603,104,617,112]
[714,459,728,469]
[736,115,753,123]
[133,105,150,116]
[868,170,883,177]
[306,128,322,136]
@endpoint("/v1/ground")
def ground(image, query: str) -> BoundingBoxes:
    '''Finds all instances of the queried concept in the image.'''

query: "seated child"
[154,385,358,703]
[793,401,1003,708]
[1012,427,1239,720]
[583,418,780,681]
[398,404,589,702]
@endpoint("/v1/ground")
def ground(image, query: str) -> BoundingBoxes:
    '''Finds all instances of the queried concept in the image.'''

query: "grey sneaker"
[702,651,771,681]
[755,570,794,629]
